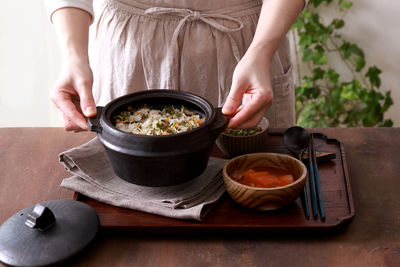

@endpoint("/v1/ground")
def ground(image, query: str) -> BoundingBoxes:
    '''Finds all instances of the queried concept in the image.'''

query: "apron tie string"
[144,7,244,89]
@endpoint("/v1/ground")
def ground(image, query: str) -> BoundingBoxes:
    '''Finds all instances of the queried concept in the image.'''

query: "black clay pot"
[88,90,228,187]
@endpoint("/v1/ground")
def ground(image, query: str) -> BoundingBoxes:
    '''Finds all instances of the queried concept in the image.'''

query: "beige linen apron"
[91,0,295,127]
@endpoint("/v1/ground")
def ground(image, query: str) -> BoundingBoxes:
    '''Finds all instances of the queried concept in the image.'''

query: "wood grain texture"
[74,131,354,232]
[223,153,307,210]
[0,128,95,225]
[1,127,400,267]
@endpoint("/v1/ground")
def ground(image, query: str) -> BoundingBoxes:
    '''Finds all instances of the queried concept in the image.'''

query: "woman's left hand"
[222,45,273,129]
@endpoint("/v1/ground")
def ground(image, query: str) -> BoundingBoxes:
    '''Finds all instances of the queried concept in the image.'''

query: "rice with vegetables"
[113,105,204,135]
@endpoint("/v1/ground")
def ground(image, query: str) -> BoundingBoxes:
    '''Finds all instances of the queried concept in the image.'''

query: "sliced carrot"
[237,167,295,188]
[256,177,281,188]
[279,174,294,186]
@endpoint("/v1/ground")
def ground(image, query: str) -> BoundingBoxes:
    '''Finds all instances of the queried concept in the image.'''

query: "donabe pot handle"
[87,106,104,133]
[211,107,229,139]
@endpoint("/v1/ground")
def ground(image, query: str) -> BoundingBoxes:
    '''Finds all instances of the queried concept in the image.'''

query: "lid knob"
[0,200,99,267]
[25,204,56,231]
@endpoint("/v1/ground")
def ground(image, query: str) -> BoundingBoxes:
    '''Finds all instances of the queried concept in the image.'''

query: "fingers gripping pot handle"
[87,106,104,133]
[211,107,229,139]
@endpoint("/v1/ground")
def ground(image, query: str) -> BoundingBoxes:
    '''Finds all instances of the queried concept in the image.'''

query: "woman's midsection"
[115,0,258,11]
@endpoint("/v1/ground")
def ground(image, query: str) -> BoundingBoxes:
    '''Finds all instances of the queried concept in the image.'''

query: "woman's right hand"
[50,7,94,131]
[50,57,96,131]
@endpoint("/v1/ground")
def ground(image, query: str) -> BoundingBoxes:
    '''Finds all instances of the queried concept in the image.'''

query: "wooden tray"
[74,130,355,234]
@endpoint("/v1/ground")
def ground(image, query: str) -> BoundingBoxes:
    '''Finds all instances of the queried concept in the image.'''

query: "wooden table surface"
[1,127,400,267]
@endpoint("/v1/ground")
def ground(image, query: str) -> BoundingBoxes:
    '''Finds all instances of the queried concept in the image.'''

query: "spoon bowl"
[283,126,310,160]
[282,126,311,217]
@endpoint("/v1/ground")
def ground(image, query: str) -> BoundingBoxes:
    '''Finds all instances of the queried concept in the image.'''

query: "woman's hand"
[222,0,304,129]
[51,8,94,131]
[50,57,96,131]
[222,45,273,129]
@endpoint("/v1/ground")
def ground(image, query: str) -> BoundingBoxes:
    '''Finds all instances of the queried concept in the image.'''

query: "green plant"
[292,0,393,127]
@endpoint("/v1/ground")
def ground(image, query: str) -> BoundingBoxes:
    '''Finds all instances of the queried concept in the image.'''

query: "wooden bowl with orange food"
[223,153,307,210]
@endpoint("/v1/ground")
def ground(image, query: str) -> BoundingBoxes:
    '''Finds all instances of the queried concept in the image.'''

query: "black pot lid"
[0,200,99,266]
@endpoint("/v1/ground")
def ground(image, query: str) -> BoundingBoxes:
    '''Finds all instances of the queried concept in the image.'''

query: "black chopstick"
[311,134,326,220]
[299,153,310,218]
[307,140,318,217]
[300,184,310,218]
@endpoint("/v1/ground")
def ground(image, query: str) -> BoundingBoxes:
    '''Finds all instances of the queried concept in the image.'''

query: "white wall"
[0,0,61,127]
[0,0,398,127]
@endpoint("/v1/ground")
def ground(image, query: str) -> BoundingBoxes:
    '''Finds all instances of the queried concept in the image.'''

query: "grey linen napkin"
[59,137,227,221]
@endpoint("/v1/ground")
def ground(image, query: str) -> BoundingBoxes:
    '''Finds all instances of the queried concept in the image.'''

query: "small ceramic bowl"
[216,117,269,158]
[223,153,307,210]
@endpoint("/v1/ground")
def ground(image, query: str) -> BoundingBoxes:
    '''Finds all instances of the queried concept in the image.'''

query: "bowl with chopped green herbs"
[216,117,269,158]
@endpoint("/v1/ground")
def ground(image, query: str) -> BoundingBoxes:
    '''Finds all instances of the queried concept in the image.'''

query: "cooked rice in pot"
[113,105,204,135]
